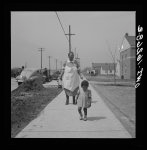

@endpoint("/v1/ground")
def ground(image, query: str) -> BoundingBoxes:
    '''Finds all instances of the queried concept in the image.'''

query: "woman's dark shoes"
[73,100,77,105]
[65,99,69,105]
[79,116,83,120]
[73,96,76,104]
[83,116,87,121]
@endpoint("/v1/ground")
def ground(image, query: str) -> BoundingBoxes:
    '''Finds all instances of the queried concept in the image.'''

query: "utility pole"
[65,25,75,53]
[48,56,51,76]
[38,48,45,69]
[55,59,57,71]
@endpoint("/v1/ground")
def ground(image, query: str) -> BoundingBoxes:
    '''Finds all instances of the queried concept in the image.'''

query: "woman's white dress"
[62,59,80,96]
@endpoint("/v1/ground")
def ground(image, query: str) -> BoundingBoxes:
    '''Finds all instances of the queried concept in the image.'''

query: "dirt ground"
[11,79,62,138]
[85,75,136,138]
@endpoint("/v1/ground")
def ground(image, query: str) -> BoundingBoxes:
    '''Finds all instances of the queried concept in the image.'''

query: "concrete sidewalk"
[15,80,132,138]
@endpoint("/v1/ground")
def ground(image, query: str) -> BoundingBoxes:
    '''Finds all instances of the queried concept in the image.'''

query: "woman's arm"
[75,89,80,101]
[75,60,83,79]
[77,69,83,79]
[58,61,66,80]
[59,69,64,80]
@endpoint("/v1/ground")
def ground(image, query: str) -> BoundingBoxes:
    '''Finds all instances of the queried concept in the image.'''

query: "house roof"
[125,34,135,47]
[92,63,116,70]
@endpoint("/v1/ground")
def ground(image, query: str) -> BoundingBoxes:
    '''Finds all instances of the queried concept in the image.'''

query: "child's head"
[81,80,89,91]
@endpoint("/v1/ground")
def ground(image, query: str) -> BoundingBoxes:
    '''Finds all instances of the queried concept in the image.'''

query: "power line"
[55,12,69,41]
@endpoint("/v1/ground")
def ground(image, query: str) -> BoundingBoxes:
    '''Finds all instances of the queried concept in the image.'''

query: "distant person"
[22,66,24,70]
[59,51,83,105]
[18,66,24,76]
[20,66,24,73]
[43,68,48,82]
[76,80,92,121]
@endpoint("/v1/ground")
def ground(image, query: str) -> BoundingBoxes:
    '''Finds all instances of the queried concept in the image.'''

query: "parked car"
[11,67,22,78]
[51,71,61,80]
[15,68,46,86]
[45,75,52,82]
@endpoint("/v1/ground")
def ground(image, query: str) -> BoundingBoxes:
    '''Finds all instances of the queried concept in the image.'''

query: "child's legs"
[78,107,82,116]
[66,94,69,100]
[83,108,87,117]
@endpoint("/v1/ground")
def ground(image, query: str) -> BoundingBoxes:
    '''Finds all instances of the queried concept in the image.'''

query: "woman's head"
[81,80,89,91]
[68,51,74,61]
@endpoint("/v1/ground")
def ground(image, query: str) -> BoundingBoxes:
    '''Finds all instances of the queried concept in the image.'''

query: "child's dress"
[77,89,92,108]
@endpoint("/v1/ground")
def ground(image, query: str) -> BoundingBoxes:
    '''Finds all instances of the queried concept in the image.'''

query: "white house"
[92,63,116,75]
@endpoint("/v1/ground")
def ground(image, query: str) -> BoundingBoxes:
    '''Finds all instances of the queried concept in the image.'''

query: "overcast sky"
[11,11,135,70]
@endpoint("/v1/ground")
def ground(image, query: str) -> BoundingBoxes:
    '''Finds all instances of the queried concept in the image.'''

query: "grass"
[93,84,136,122]
[11,87,62,138]
[84,73,135,87]
[84,74,136,137]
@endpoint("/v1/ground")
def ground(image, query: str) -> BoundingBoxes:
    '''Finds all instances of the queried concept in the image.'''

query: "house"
[120,33,136,79]
[92,63,116,75]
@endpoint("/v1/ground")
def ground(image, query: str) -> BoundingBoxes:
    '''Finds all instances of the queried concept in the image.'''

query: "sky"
[11,11,135,70]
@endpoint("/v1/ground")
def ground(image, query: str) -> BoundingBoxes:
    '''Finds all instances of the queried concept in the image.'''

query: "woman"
[59,51,83,105]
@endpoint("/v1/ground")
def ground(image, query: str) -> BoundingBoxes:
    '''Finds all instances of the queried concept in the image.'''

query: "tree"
[106,40,117,84]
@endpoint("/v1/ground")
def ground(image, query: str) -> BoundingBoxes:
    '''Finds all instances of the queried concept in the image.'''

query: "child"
[76,80,92,121]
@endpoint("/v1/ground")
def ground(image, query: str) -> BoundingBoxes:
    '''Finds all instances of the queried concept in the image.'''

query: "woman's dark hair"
[81,80,89,87]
